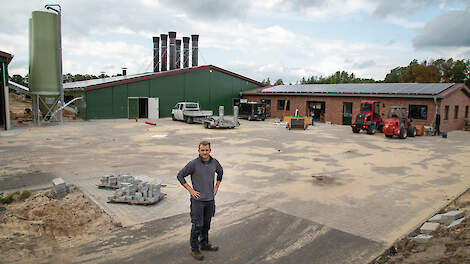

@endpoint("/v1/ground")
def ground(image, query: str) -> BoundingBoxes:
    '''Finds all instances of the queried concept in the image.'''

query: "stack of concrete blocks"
[413,210,466,243]
[100,173,139,186]
[52,178,67,199]
[108,181,162,203]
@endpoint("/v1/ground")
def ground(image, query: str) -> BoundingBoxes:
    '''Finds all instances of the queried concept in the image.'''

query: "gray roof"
[63,72,156,90]
[261,83,455,95]
[8,81,29,93]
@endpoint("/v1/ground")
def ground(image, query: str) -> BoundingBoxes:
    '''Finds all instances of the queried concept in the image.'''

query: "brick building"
[241,83,470,132]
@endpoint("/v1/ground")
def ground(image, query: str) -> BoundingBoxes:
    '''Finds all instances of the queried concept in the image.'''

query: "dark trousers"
[190,199,215,251]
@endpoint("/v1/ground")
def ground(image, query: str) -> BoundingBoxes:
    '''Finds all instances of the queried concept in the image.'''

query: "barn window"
[277,100,290,111]
[444,105,449,120]
[454,105,459,119]
[409,105,428,120]
[466,105,469,118]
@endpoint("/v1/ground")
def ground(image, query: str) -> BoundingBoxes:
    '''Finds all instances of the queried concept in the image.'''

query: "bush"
[19,191,31,200]
[0,191,20,204]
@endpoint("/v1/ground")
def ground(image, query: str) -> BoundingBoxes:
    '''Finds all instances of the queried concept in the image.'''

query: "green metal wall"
[85,68,261,119]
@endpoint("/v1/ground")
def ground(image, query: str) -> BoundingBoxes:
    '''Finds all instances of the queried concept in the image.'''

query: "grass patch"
[0,191,32,204]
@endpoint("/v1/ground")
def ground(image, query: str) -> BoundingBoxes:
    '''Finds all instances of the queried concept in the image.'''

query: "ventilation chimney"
[122,67,127,76]
[191,34,199,67]
[176,39,181,69]
[183,37,190,68]
[153,37,160,72]
[160,34,168,71]
[168,31,176,70]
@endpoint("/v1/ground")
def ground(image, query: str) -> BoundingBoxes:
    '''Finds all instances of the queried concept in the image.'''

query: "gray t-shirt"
[177,156,223,201]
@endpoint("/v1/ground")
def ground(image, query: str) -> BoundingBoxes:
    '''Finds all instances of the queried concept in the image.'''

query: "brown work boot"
[200,243,219,251]
[191,250,204,261]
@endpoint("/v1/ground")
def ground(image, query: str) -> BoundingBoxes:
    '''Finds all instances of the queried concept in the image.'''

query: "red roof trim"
[83,65,264,92]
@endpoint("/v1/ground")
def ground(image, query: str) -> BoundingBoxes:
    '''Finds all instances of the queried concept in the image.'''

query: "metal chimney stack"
[168,31,176,70]
[183,37,190,68]
[176,39,181,69]
[122,67,127,76]
[191,34,199,67]
[153,37,160,72]
[160,34,168,71]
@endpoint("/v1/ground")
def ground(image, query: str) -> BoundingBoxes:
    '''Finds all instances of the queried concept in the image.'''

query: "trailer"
[203,106,240,129]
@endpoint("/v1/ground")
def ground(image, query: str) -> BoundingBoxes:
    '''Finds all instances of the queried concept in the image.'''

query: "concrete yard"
[1,118,470,263]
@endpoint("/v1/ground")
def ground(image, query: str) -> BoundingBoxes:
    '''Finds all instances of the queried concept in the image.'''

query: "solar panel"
[262,83,454,95]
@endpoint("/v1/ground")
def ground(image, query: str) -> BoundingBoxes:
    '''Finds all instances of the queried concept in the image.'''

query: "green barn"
[64,65,263,119]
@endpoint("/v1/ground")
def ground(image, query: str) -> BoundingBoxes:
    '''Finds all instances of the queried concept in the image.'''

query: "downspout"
[433,96,438,131]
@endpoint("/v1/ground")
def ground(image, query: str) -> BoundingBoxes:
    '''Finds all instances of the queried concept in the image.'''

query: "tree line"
[9,72,121,87]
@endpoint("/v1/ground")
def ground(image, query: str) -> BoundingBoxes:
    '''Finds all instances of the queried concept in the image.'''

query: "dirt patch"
[0,186,116,263]
[375,189,470,263]
[311,175,341,186]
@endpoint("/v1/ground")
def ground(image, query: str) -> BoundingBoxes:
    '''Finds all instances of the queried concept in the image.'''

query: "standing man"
[177,140,223,261]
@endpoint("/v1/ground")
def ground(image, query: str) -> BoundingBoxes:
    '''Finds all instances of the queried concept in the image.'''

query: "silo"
[29,11,60,118]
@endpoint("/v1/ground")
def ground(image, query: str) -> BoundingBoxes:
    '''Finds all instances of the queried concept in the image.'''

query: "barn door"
[148,97,159,119]
[128,98,139,119]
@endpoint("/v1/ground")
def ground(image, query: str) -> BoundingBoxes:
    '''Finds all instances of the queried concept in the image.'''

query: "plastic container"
[415,125,424,136]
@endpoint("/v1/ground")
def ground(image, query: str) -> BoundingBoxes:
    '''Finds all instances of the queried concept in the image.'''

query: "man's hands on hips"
[189,189,200,199]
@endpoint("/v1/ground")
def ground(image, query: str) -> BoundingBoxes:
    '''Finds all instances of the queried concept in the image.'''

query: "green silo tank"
[29,11,60,116]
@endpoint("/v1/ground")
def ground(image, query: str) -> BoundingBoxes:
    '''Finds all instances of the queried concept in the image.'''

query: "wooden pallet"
[97,184,120,189]
[107,193,166,206]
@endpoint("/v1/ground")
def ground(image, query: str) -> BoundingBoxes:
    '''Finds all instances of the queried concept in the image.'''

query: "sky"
[1,0,470,84]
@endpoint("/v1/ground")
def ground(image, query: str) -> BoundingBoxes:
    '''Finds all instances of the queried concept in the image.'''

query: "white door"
[148,97,159,119]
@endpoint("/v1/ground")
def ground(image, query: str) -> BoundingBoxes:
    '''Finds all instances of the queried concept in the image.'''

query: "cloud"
[372,0,442,18]
[158,0,249,21]
[413,8,470,48]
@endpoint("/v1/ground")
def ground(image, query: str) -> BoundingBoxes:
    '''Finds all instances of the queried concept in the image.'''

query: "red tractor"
[351,100,383,134]
[383,106,416,139]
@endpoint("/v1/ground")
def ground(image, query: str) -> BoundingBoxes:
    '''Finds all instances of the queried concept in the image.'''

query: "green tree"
[273,78,284,85]
[261,77,271,86]
[10,74,28,86]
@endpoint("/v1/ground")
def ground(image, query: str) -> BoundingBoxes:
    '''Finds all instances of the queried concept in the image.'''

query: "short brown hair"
[199,140,211,148]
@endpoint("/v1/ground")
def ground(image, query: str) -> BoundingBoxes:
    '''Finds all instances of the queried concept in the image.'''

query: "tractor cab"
[383,106,416,139]
[351,100,383,134]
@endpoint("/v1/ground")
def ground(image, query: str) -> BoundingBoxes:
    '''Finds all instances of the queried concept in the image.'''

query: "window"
[466,105,469,118]
[444,105,449,120]
[277,100,290,111]
[409,105,428,120]
[454,105,459,119]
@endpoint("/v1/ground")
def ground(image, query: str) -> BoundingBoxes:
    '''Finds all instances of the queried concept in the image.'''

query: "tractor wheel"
[399,126,408,139]
[352,127,360,133]
[385,134,393,138]
[408,126,416,137]
[172,114,176,121]
[378,124,384,133]
[367,125,376,135]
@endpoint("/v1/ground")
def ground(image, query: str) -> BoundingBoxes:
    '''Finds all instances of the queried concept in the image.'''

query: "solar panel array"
[261,83,454,95]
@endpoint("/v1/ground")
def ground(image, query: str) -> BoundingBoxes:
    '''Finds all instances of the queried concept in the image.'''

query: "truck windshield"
[360,103,372,111]
[185,104,199,109]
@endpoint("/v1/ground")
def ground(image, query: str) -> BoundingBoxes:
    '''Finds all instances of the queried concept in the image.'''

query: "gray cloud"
[373,0,443,17]
[275,0,326,12]
[160,0,249,20]
[413,8,470,48]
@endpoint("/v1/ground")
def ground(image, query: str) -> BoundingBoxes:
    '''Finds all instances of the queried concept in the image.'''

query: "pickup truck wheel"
[172,114,176,121]
[352,127,360,133]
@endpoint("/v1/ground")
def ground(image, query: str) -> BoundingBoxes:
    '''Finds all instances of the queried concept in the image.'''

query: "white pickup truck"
[171,102,213,124]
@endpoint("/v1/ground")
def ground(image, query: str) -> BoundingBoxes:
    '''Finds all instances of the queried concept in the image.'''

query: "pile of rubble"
[413,210,466,243]
[99,173,163,204]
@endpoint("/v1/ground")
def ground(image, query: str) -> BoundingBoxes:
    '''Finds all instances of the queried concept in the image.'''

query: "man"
[177,140,223,261]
